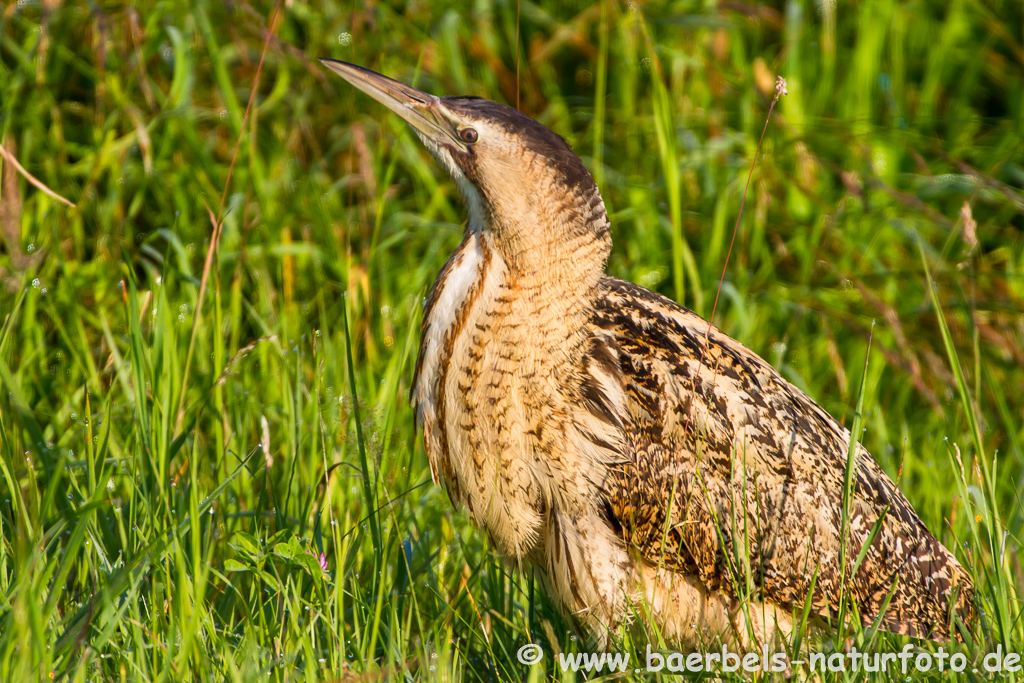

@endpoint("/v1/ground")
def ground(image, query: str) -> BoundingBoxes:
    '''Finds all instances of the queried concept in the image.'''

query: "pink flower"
[307,549,329,572]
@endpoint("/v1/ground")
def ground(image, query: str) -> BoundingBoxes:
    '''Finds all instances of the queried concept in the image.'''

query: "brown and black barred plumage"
[321,60,974,647]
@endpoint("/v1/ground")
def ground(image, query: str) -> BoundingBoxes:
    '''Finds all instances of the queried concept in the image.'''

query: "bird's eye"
[459,128,479,144]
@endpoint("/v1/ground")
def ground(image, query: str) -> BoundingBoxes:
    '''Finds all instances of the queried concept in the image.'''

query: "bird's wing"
[585,276,973,640]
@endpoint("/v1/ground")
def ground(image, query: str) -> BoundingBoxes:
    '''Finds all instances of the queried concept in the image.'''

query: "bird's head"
[321,60,610,276]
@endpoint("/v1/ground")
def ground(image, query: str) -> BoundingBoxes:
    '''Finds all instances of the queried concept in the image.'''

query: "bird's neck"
[484,182,612,324]
[414,183,612,416]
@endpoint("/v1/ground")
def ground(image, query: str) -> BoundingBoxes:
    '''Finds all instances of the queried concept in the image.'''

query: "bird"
[320,59,975,649]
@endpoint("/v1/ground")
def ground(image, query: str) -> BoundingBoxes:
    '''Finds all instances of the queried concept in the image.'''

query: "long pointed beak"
[319,59,458,147]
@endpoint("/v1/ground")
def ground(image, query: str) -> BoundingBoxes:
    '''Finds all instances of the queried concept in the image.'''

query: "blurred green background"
[1,0,1022,680]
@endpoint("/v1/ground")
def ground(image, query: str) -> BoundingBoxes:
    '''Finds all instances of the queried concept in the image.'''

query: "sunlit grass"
[0,0,1022,681]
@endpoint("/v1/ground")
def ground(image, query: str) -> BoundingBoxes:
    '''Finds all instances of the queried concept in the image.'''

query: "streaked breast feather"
[413,231,494,497]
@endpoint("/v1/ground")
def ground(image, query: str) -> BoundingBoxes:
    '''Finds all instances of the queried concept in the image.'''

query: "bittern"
[320,60,974,648]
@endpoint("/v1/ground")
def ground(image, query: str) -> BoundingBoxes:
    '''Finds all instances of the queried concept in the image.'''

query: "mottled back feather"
[587,277,974,640]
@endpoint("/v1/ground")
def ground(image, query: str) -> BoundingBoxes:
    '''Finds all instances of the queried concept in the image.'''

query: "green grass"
[1,0,1022,680]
